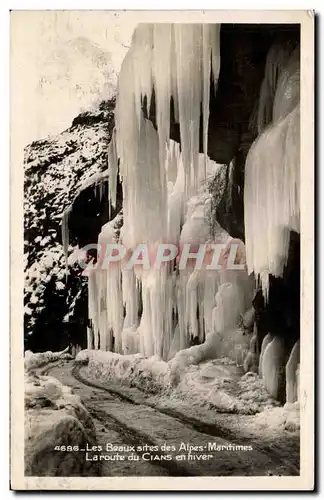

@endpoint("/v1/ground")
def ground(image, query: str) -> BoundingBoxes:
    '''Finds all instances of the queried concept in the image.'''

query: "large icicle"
[113,23,221,213]
[174,24,201,195]
[210,25,221,94]
[255,39,297,135]
[244,105,300,297]
[87,262,100,350]
[245,45,300,297]
[153,24,172,175]
[202,24,212,176]
[86,212,124,353]
[98,218,124,353]
[108,128,118,210]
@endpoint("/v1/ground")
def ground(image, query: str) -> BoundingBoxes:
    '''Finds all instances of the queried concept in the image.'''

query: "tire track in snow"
[86,404,194,477]
[72,363,233,437]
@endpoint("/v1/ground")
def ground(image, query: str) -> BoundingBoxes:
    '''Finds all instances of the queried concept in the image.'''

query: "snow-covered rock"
[25,372,100,476]
[24,99,115,352]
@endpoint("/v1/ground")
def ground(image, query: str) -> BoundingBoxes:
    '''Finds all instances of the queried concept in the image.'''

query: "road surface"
[43,360,300,477]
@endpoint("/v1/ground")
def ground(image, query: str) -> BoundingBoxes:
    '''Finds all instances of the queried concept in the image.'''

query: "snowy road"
[43,360,299,477]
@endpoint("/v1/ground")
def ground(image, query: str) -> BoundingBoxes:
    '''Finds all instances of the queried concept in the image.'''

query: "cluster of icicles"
[244,43,300,297]
[87,140,252,359]
[85,23,250,359]
[84,23,300,358]
[108,22,221,242]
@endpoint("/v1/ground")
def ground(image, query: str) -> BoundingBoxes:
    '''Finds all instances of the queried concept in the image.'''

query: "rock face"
[24,99,116,353]
[25,371,100,477]
[262,336,287,403]
[285,340,300,404]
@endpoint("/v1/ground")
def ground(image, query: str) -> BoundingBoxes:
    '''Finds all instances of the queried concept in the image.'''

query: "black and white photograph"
[10,9,314,491]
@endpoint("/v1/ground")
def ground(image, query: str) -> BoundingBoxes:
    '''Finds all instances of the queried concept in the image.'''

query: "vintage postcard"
[10,9,314,491]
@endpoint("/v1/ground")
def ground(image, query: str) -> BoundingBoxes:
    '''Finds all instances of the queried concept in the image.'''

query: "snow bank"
[25,371,100,476]
[76,349,280,415]
[76,349,169,394]
[24,347,73,372]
